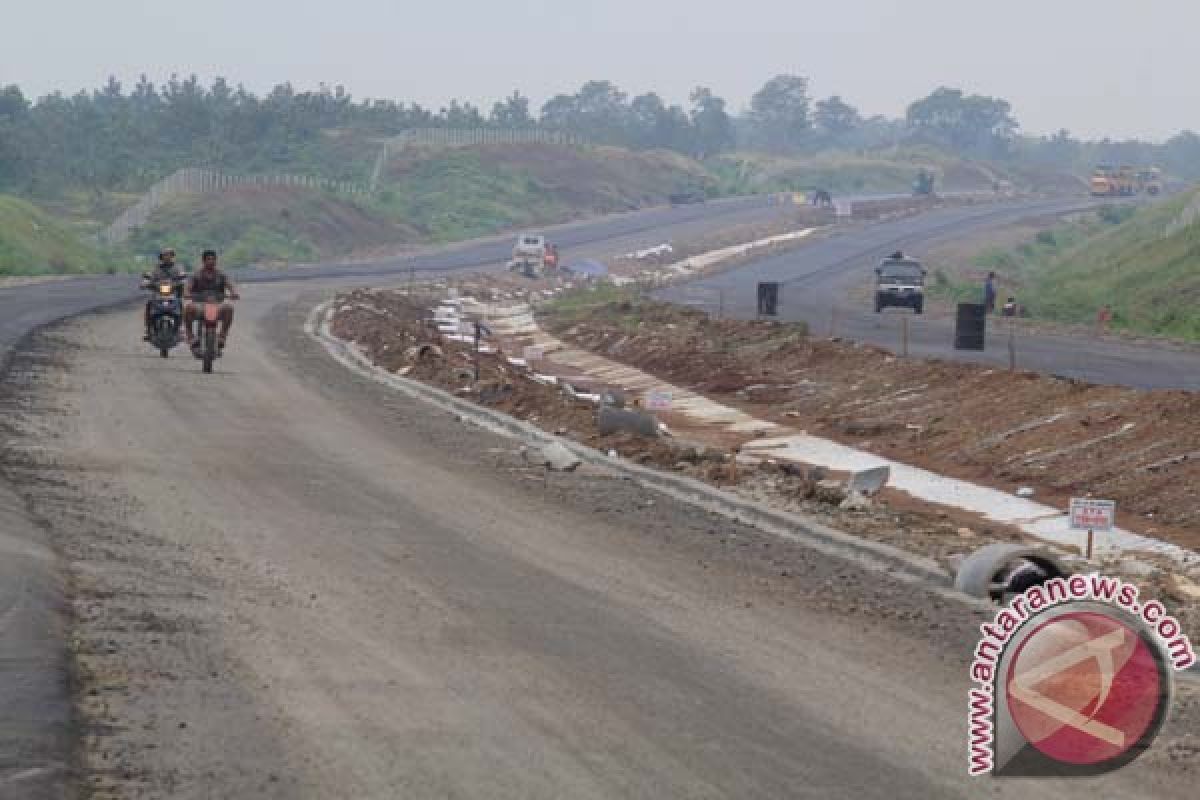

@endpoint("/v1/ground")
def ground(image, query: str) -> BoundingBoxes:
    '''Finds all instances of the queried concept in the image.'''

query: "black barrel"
[955,303,987,350]
[757,282,780,316]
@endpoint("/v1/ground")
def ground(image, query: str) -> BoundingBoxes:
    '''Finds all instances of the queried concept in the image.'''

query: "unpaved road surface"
[663,198,1200,389]
[2,282,1197,798]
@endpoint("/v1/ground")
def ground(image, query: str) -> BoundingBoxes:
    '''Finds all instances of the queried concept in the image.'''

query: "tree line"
[3,73,1200,198]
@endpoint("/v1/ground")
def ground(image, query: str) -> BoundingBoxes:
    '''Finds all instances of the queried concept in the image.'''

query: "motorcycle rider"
[141,248,185,341]
[183,250,240,353]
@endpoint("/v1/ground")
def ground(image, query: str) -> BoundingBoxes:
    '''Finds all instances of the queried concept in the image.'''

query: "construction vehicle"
[1090,165,1137,197]
[508,233,546,278]
[1136,167,1163,196]
[912,169,936,196]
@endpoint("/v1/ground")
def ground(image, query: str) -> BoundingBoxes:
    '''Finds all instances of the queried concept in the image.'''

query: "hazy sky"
[1,0,1192,140]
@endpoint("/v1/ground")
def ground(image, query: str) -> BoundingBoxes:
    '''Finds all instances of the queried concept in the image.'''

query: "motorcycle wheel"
[202,329,216,374]
[160,347,170,359]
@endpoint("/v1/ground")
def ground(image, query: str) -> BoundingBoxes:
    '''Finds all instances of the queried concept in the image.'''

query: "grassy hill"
[709,147,1083,196]
[0,195,115,275]
[934,191,1200,339]
[127,144,719,267]
[126,186,413,268]
[1028,193,1200,338]
[375,144,715,242]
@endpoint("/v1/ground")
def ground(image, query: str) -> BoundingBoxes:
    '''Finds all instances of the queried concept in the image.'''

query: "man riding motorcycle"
[184,250,240,353]
[142,248,186,341]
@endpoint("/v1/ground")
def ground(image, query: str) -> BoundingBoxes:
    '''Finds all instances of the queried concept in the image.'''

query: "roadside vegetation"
[0,195,115,275]
[2,72,1197,273]
[932,192,1200,339]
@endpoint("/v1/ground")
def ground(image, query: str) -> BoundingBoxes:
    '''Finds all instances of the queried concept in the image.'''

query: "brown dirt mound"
[541,297,1200,552]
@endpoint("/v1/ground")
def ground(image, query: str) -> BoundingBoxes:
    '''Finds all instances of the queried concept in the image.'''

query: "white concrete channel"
[432,293,1198,568]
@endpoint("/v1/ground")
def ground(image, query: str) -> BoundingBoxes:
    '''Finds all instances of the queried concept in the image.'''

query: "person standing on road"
[983,271,997,314]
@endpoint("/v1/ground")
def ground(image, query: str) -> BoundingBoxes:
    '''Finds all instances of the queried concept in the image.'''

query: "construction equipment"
[1136,167,1163,196]
[508,233,547,278]
[912,169,936,196]
[1090,165,1137,197]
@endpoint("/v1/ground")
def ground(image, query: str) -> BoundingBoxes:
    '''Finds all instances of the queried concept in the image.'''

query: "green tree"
[814,95,861,141]
[906,87,1018,156]
[689,87,734,158]
[748,74,811,152]
[490,90,532,127]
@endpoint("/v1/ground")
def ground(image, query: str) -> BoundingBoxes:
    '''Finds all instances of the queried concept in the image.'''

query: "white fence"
[99,168,369,245]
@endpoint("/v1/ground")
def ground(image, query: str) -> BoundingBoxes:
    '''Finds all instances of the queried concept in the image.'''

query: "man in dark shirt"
[184,250,240,351]
[142,248,185,341]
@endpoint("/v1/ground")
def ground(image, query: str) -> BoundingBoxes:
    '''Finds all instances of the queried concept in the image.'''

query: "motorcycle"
[142,274,185,358]
[190,293,237,374]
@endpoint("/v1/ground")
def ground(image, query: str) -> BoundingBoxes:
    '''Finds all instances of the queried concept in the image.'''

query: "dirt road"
[2,282,1196,798]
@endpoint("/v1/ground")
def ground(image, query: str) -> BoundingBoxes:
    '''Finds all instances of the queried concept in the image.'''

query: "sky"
[0,0,1193,140]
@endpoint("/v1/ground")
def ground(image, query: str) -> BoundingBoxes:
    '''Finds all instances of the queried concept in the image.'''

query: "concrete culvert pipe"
[954,543,1070,604]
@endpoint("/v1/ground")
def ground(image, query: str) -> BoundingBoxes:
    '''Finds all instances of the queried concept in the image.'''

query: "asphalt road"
[2,286,1194,798]
[659,198,1200,389]
[0,195,779,364]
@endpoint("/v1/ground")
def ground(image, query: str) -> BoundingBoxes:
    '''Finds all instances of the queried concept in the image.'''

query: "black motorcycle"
[142,273,185,358]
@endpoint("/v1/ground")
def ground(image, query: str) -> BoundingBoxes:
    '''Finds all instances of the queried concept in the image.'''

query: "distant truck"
[912,169,936,196]
[668,188,708,206]
[1090,165,1137,197]
[507,234,560,278]
[509,233,547,278]
[1136,167,1163,196]
[874,252,926,314]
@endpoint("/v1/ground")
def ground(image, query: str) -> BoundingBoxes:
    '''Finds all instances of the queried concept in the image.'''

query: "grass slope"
[130,144,718,266]
[1029,193,1200,337]
[127,186,414,268]
[709,147,1081,196]
[935,193,1200,339]
[0,195,115,275]
[376,144,715,242]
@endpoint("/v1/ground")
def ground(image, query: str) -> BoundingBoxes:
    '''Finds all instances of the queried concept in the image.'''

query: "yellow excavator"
[1090,165,1163,197]
[1090,165,1136,197]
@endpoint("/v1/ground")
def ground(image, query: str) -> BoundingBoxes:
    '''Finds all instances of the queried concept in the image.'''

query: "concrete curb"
[307,301,954,591]
[309,299,1200,685]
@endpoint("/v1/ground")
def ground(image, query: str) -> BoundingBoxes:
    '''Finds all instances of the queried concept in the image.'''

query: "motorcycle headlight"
[159,284,173,296]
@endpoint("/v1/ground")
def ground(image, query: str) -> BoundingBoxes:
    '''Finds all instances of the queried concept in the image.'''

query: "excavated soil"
[329,287,1200,639]
[539,296,1200,553]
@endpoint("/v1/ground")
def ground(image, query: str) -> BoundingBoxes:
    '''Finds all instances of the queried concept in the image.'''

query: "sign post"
[1068,498,1116,559]
[644,389,673,411]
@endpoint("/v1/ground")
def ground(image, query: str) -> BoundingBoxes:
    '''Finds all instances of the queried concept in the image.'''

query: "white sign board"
[834,200,854,218]
[522,345,545,362]
[644,389,673,411]
[1069,498,1116,532]
[446,288,459,299]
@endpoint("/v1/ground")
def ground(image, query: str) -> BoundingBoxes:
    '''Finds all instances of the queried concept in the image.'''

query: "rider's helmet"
[158,247,176,263]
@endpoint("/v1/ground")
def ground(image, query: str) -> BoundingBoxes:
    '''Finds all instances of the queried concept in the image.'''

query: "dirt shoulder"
[329,286,1200,639]
[539,292,1200,551]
